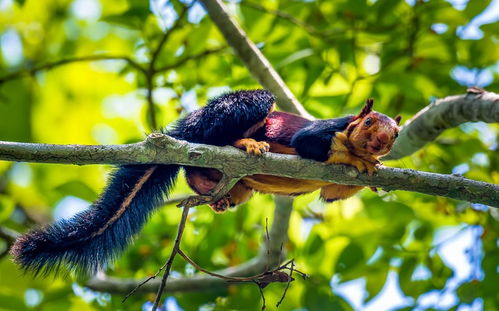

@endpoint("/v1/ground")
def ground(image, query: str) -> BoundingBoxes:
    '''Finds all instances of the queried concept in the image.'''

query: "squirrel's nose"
[376,132,389,144]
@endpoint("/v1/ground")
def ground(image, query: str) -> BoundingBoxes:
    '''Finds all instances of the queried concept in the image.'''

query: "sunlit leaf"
[335,242,364,273]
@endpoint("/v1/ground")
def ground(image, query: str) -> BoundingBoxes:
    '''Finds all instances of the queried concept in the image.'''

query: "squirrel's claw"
[234,139,270,156]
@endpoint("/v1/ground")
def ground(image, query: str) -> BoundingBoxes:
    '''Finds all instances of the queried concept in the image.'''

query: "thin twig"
[159,194,193,207]
[240,1,340,41]
[122,261,168,303]
[145,74,158,131]
[152,205,190,310]
[255,280,267,311]
[87,198,294,295]
[177,249,252,281]
[155,47,227,73]
[276,260,294,307]
[146,3,191,130]
[122,205,191,302]
[265,218,270,270]
[149,4,191,73]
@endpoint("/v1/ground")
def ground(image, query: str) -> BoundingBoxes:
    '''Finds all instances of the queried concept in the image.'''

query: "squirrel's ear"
[357,98,374,118]
[394,115,402,125]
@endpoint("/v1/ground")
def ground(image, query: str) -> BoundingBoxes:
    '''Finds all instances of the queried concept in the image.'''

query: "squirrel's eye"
[364,118,372,126]
[394,132,399,138]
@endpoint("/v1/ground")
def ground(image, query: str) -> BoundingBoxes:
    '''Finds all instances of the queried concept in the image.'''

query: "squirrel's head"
[346,99,401,157]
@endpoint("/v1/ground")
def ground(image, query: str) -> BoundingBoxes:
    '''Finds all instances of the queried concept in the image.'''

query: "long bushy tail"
[10,164,180,276]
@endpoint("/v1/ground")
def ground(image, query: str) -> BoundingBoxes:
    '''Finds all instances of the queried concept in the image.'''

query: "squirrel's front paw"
[233,138,270,156]
[363,161,378,176]
[327,152,379,176]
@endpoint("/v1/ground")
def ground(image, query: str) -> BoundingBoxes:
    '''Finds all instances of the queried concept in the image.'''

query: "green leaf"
[427,254,453,289]
[0,293,27,311]
[0,195,15,222]
[302,61,325,98]
[456,281,481,304]
[399,257,432,298]
[365,264,389,302]
[0,80,32,142]
[398,257,417,287]
[303,231,324,256]
[304,287,354,311]
[53,181,97,202]
[413,223,431,241]
[480,22,499,36]
[186,21,212,54]
[335,242,364,273]
[464,0,491,19]
[103,1,151,29]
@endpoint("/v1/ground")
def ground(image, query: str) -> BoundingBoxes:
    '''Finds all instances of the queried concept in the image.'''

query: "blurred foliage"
[0,0,498,310]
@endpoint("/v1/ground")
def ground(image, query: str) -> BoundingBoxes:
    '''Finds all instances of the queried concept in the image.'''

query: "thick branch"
[86,196,293,294]
[387,88,499,159]
[199,0,312,119]
[0,135,497,206]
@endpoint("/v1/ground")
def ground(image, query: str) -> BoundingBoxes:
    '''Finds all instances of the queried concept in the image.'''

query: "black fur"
[11,90,275,276]
[11,165,180,276]
[168,90,275,145]
[291,116,353,161]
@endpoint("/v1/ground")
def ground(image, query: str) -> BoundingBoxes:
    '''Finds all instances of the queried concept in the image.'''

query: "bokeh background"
[0,0,498,310]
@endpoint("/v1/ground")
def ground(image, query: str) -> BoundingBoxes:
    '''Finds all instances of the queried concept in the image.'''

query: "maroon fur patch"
[257,112,311,145]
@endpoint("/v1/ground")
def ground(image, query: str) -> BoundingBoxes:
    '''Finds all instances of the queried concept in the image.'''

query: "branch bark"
[86,196,293,294]
[386,87,499,160]
[199,0,313,119]
[0,134,497,206]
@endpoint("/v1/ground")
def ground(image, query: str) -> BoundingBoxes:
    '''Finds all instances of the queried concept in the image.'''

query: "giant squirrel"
[11,90,401,275]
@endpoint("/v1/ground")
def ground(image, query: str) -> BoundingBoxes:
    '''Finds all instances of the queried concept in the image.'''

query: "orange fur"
[226,182,254,206]
[233,138,270,155]
[268,142,298,155]
[327,134,379,175]
[242,175,329,195]
[320,184,363,202]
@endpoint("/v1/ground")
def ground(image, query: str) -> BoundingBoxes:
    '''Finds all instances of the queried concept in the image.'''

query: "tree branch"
[86,196,293,294]
[0,133,497,206]
[0,55,147,84]
[387,87,499,160]
[199,0,313,119]
[0,226,19,243]
[154,46,227,73]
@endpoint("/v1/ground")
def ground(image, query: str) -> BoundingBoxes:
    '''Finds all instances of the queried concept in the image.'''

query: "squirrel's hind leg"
[184,168,253,212]
[320,184,364,202]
